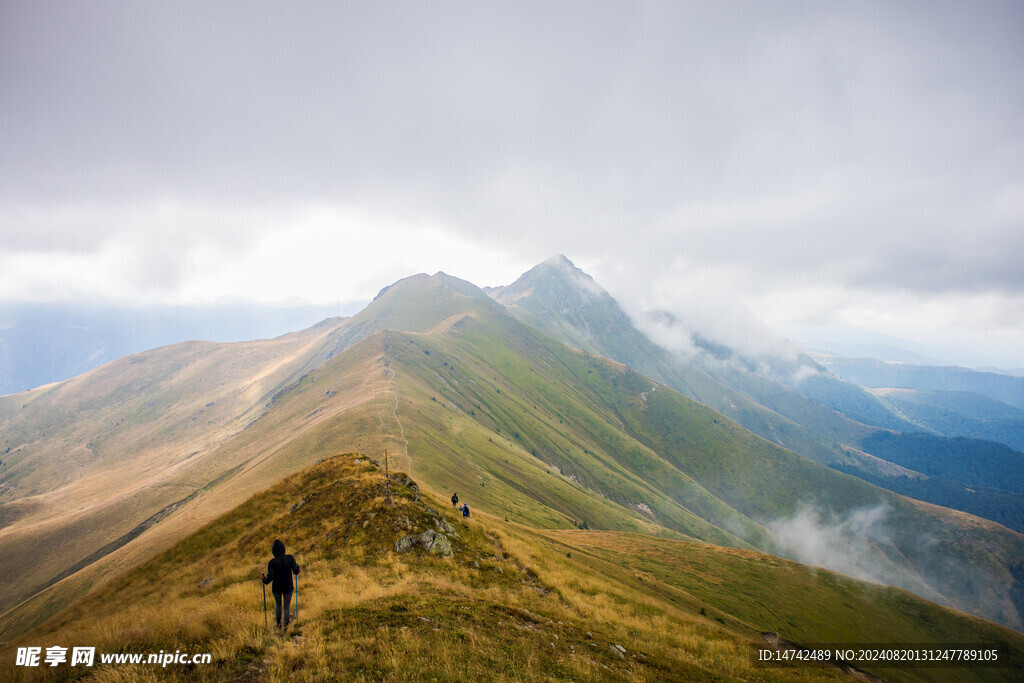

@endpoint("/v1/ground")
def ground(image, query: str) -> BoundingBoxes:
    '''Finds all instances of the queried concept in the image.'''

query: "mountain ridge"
[489,257,1024,532]
[7,454,1022,681]
[2,258,1023,646]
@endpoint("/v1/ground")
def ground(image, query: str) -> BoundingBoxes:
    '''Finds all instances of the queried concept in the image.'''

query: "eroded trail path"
[381,334,412,477]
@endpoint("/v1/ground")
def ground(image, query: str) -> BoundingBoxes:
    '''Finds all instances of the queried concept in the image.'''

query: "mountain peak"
[537,254,590,280]
[495,255,608,304]
[486,256,648,362]
[542,253,576,268]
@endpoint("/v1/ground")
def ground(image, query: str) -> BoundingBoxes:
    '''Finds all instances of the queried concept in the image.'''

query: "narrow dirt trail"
[385,365,411,477]
[380,334,412,478]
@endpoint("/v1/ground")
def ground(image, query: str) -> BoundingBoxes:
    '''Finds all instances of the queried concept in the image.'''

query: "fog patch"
[543,255,606,298]
[604,264,811,381]
[636,309,700,357]
[791,364,820,385]
[766,503,902,587]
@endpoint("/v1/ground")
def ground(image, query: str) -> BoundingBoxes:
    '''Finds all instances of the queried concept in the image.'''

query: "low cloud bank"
[765,503,906,587]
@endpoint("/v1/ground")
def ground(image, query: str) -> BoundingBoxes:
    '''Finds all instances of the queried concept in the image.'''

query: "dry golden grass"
[6,454,1017,681]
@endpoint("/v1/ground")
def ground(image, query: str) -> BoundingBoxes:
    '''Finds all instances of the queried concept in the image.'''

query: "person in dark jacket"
[262,539,300,629]
[451,492,459,508]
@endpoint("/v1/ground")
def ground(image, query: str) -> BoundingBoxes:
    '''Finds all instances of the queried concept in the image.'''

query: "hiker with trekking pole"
[261,539,300,631]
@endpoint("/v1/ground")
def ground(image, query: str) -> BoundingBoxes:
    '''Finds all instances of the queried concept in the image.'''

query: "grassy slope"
[0,327,399,639]
[490,262,1024,580]
[537,529,1024,683]
[490,262,910,483]
[0,327,342,615]
[365,294,1024,632]
[4,454,1021,682]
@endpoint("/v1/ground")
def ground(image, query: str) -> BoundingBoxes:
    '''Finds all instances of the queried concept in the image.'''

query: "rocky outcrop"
[394,528,454,558]
[435,518,457,537]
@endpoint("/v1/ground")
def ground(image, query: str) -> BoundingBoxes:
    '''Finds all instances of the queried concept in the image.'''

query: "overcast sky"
[2,1,1022,367]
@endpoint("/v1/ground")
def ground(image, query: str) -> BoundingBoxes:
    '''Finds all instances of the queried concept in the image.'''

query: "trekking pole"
[262,577,267,630]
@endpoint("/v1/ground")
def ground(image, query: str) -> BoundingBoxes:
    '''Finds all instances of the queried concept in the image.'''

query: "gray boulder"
[394,529,453,557]
[416,529,454,557]
[427,533,453,557]
[394,535,417,553]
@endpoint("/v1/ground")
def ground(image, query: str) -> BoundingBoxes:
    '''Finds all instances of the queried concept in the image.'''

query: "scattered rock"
[289,497,307,514]
[435,518,457,536]
[417,529,453,556]
[428,533,453,557]
[613,644,626,654]
[392,475,421,501]
[198,578,214,589]
[394,530,453,557]
[633,502,654,518]
[610,645,625,658]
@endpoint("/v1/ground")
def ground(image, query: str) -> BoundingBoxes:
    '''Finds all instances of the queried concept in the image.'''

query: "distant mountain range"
[1,256,1023,647]
[816,354,1024,411]
[0,301,358,396]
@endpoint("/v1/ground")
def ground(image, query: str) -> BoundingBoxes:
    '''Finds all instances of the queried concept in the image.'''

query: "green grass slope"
[371,305,1024,631]
[489,258,1024,552]
[4,454,1021,682]
[488,257,914,485]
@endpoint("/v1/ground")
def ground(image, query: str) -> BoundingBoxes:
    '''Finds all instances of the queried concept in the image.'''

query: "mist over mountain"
[490,257,1024,534]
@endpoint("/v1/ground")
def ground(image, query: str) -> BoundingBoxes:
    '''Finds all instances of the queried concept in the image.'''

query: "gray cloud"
[2,1,1022,351]
[764,503,943,604]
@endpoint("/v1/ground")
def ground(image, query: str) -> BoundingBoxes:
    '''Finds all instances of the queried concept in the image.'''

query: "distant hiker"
[461,504,470,518]
[451,492,459,508]
[262,539,300,629]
